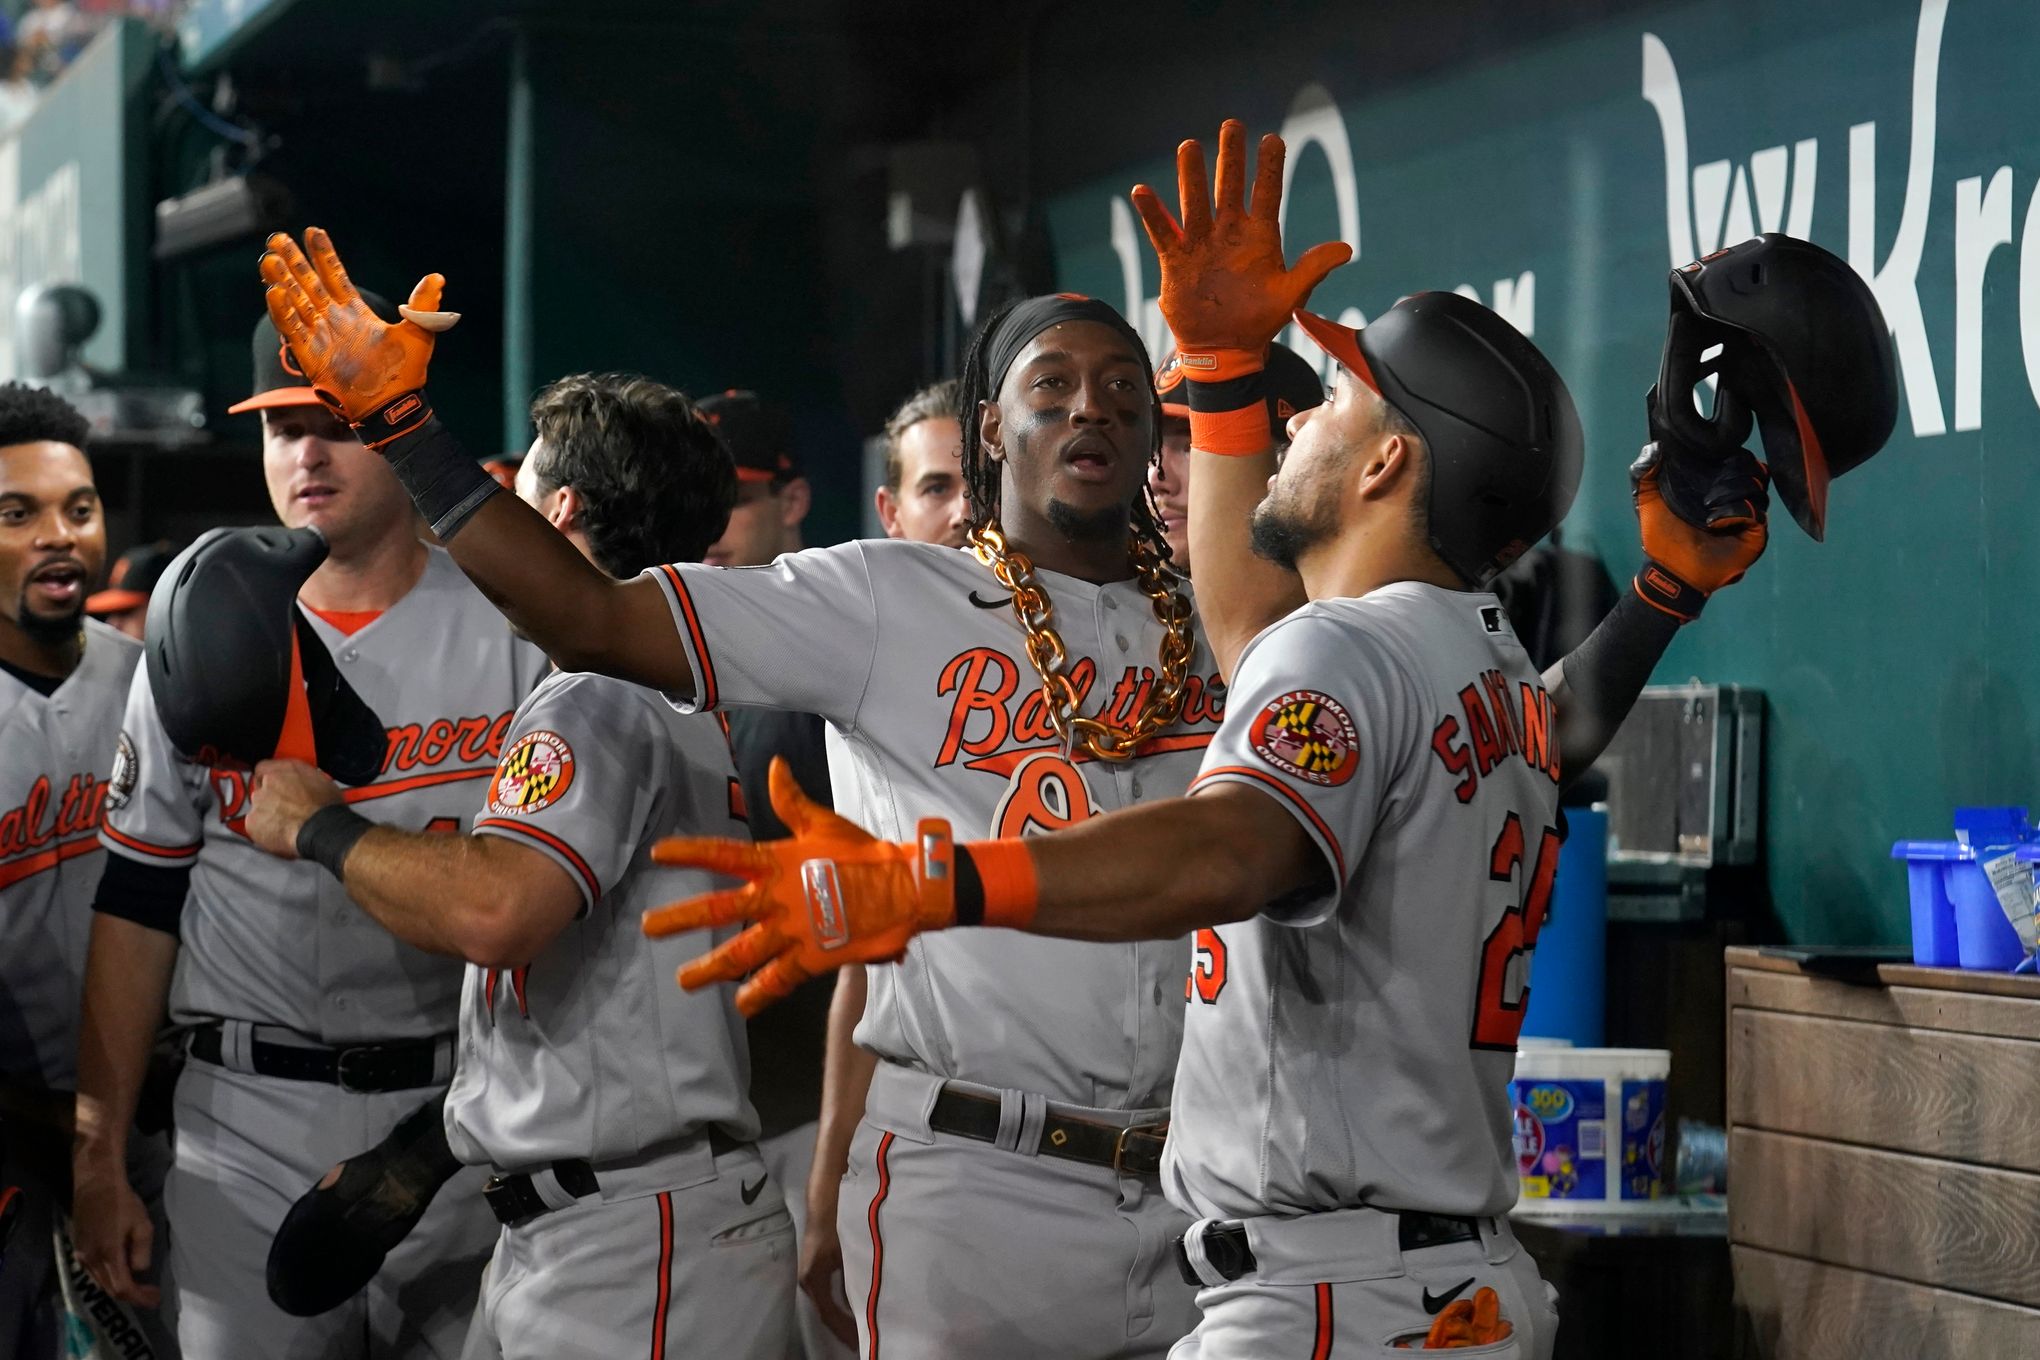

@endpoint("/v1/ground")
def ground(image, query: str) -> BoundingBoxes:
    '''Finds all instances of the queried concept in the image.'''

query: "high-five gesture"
[1130,119,1351,360]
[642,758,977,1017]
[258,228,459,448]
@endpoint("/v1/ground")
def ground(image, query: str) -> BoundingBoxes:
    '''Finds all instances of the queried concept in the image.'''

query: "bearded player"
[254,132,1741,1352]
[0,384,170,1360]
[644,122,1773,1357]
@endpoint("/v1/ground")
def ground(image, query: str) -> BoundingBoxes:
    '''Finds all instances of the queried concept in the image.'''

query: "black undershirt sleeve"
[1549,589,1682,789]
[91,851,192,936]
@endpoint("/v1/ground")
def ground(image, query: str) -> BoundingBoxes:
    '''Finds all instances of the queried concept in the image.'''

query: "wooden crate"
[1725,948,2040,1358]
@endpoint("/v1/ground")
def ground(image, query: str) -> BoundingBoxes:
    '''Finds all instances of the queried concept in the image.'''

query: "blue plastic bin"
[1892,841,1963,967]
[1947,853,2026,970]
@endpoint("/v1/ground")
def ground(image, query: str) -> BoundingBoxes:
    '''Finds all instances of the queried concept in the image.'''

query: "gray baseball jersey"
[0,620,140,1088]
[447,669,758,1170]
[645,539,1229,1109]
[1168,584,1562,1221]
[99,547,548,1038]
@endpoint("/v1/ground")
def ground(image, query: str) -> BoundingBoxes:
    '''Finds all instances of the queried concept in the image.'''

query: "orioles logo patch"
[1250,690,1359,787]
[106,732,138,812]
[486,730,575,816]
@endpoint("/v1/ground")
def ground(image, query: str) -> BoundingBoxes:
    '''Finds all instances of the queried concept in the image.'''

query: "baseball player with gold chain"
[258,225,1229,1358]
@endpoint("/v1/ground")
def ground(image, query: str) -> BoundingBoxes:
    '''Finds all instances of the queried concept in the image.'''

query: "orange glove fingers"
[259,256,322,332]
[1210,119,1247,220]
[1248,131,1285,222]
[766,756,870,841]
[262,233,325,303]
[676,920,786,990]
[647,835,774,876]
[303,226,363,308]
[734,952,815,1018]
[642,883,770,939]
[262,284,310,349]
[263,241,326,320]
[1175,136,1213,239]
[1290,240,1356,299]
[1128,184,1185,254]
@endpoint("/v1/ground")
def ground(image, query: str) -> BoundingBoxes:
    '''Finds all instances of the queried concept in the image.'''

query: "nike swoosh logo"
[967,591,1008,610]
[739,1175,768,1205]
[1422,1278,1476,1315]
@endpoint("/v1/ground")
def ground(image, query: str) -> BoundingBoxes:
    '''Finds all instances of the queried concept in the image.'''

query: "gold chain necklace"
[967,521,1195,763]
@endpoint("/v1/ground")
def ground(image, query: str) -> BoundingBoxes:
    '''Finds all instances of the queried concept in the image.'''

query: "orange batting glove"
[1397,1286,1513,1349]
[643,758,1038,1017]
[1630,441,1769,622]
[258,228,458,449]
[1129,119,1350,454]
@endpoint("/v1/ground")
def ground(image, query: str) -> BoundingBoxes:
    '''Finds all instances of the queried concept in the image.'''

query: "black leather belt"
[186,1022,444,1094]
[482,1128,749,1227]
[929,1085,1167,1180]
[1174,1211,1483,1286]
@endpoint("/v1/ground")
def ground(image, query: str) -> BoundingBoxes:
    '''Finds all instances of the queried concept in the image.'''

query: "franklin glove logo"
[802,859,850,950]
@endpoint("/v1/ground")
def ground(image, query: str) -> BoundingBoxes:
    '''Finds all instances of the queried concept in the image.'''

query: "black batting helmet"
[1650,233,1898,540]
[1294,293,1584,586]
[145,528,388,785]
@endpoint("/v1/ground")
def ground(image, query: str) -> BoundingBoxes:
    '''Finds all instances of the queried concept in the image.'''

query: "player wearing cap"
[1149,344,1321,573]
[873,380,967,550]
[69,300,546,1357]
[239,372,796,1360]
[84,542,175,642]
[0,384,171,1360]
[648,121,1771,1359]
[256,196,1728,1357]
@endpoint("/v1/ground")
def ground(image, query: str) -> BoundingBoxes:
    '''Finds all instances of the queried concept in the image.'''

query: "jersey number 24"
[1470,811,1560,1051]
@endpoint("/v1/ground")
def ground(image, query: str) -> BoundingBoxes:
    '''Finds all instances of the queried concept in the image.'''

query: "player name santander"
[1429,667,1561,802]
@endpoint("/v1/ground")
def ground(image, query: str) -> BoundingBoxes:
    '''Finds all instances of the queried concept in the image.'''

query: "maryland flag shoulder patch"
[1249,689,1359,788]
[486,730,576,817]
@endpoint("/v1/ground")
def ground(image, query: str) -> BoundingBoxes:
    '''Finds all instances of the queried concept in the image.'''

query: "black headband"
[984,293,1152,400]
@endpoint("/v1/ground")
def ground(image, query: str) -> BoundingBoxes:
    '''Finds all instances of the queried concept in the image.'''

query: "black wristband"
[1184,368,1267,415]
[374,411,502,541]
[1632,556,1708,622]
[296,803,374,879]
[952,844,987,928]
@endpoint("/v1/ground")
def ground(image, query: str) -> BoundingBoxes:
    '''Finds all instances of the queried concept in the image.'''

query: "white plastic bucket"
[1511,1047,1670,1211]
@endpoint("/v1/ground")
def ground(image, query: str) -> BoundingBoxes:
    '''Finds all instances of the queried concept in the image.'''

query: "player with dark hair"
[523,373,738,577]
[0,382,171,1359]
[243,370,796,1359]
[874,379,966,549]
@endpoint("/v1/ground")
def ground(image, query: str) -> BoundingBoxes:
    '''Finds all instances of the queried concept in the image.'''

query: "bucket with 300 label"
[1511,1046,1669,1210]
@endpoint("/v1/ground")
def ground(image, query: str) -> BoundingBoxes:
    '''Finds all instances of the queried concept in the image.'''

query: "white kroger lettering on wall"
[1644,0,2027,440]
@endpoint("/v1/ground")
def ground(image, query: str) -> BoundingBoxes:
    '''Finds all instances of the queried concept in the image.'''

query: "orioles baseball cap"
[696,390,797,484]
[87,540,176,616]
[227,289,397,415]
[1156,340,1326,437]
